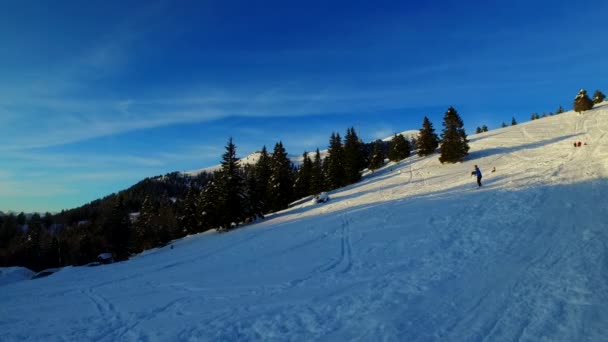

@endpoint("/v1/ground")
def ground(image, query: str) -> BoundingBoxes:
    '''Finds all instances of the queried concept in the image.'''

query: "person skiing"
[471,165,482,187]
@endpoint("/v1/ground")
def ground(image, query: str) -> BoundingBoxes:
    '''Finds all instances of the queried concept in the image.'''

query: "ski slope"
[2,104,608,341]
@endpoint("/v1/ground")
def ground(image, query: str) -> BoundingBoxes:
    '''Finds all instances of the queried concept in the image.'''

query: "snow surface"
[0,267,34,287]
[2,103,608,341]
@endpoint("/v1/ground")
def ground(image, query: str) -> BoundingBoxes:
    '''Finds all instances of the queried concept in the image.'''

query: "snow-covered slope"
[2,104,608,341]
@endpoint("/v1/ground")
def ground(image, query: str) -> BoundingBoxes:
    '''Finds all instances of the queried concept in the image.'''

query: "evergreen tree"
[530,113,538,121]
[133,196,157,251]
[26,213,43,269]
[501,122,507,128]
[0,214,18,248]
[439,106,470,164]
[592,90,606,104]
[268,141,294,212]
[294,152,313,199]
[476,126,482,134]
[215,137,246,230]
[325,133,347,189]
[243,165,265,222]
[43,212,53,230]
[178,187,201,235]
[343,127,366,184]
[417,116,439,157]
[102,195,131,261]
[310,149,325,195]
[541,113,547,118]
[368,140,385,171]
[556,105,564,114]
[199,180,220,231]
[573,89,593,113]
[481,125,488,132]
[16,212,26,227]
[156,200,177,244]
[388,134,411,162]
[511,117,517,126]
[254,146,272,213]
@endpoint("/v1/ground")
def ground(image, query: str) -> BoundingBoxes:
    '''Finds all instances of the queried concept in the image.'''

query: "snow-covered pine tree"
[573,89,593,113]
[592,90,606,104]
[388,133,410,162]
[439,106,470,164]
[369,140,385,171]
[417,116,439,157]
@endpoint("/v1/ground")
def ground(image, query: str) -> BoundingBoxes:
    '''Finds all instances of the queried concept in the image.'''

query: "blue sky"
[1,0,607,213]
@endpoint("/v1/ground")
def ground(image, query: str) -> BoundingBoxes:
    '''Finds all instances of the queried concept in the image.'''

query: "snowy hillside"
[2,104,608,341]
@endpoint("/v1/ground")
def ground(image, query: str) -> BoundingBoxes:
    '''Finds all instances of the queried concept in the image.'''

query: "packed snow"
[1,104,608,341]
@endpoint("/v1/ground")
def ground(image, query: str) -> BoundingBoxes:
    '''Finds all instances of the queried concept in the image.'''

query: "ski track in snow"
[2,104,608,341]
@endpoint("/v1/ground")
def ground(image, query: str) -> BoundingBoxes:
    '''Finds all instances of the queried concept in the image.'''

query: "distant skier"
[471,165,482,187]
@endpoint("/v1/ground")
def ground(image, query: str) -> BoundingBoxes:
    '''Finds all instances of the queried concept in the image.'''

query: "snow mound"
[0,267,34,287]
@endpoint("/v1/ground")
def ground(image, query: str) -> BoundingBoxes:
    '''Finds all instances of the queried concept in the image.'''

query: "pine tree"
[268,141,294,212]
[417,116,439,157]
[325,132,346,190]
[156,200,177,245]
[388,134,410,162]
[439,106,470,164]
[199,180,220,231]
[368,140,385,171]
[481,125,488,132]
[178,187,201,235]
[254,146,272,213]
[573,89,593,113]
[530,113,538,121]
[343,127,365,184]
[294,152,313,199]
[556,105,564,114]
[592,90,606,104]
[0,213,18,249]
[26,213,43,269]
[133,196,157,251]
[310,149,325,195]
[476,126,482,134]
[511,117,517,126]
[215,137,246,230]
[501,122,507,128]
[243,165,264,222]
[102,195,131,261]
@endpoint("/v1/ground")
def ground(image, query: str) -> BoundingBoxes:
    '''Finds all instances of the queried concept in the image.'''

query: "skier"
[471,165,482,187]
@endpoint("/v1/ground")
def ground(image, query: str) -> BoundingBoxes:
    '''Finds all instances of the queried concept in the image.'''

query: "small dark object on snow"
[491,167,496,173]
[312,192,329,203]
